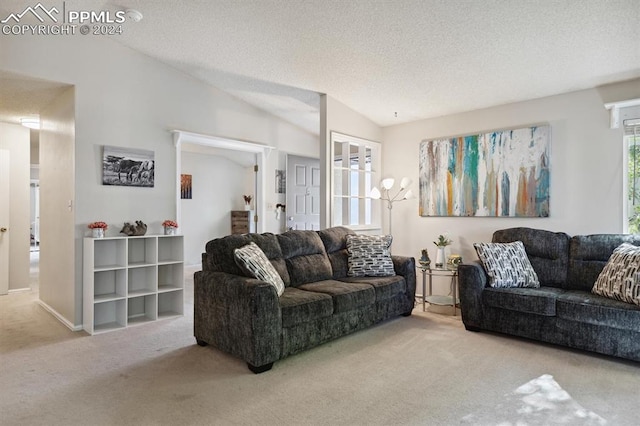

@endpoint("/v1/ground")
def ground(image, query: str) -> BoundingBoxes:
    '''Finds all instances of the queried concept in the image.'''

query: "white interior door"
[286,155,320,231]
[0,149,10,295]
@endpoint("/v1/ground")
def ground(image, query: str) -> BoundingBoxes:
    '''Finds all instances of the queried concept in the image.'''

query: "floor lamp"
[370,177,414,236]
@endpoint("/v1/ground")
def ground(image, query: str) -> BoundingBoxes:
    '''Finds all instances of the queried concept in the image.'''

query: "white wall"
[320,95,383,229]
[0,35,318,327]
[0,123,30,291]
[180,151,249,265]
[382,78,640,265]
[39,86,75,324]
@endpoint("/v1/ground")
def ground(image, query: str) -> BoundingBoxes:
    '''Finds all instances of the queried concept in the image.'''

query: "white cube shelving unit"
[83,235,184,335]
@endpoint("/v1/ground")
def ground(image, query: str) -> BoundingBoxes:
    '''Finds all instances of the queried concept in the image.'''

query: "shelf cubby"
[93,299,126,333]
[128,266,157,296]
[158,291,184,318]
[128,236,157,267]
[93,238,127,270]
[127,294,157,325]
[93,269,127,302]
[158,235,184,263]
[158,263,184,292]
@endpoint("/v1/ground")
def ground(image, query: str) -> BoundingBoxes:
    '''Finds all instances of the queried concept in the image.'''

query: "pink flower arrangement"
[88,221,108,230]
[162,220,178,228]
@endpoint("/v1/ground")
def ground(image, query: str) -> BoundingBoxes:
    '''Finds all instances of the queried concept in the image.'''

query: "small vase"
[164,226,176,235]
[244,204,251,211]
[435,246,446,268]
[92,228,105,238]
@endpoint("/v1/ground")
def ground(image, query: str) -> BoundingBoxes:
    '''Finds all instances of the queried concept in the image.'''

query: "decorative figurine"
[120,222,135,236]
[133,220,147,236]
[419,249,431,269]
[119,220,147,236]
[447,254,463,270]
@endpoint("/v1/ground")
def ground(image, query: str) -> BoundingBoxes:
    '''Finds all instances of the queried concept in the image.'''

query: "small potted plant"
[162,220,178,235]
[88,221,108,238]
[243,195,252,210]
[433,234,452,268]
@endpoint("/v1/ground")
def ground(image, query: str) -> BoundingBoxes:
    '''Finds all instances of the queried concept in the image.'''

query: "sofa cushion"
[556,290,640,331]
[346,234,395,277]
[277,230,333,286]
[339,275,406,301]
[592,243,640,306]
[204,233,290,286]
[318,226,355,279]
[247,233,291,287]
[474,241,540,288]
[279,287,333,328]
[234,242,285,296]
[492,227,570,288]
[567,234,640,292]
[205,234,251,275]
[298,280,375,313]
[483,286,564,316]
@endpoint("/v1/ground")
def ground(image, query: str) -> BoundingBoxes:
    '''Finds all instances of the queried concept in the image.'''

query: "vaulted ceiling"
[1,0,639,135]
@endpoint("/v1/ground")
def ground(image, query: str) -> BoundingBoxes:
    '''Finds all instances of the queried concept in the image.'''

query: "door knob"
[0,227,7,232]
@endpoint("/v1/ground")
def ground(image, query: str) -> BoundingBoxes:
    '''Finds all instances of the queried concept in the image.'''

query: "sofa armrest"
[194,270,282,367]
[392,255,417,301]
[458,261,488,329]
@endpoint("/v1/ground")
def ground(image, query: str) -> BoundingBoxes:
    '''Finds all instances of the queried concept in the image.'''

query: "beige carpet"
[1,265,639,425]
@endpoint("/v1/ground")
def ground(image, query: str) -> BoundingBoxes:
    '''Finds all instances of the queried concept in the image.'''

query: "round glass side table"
[418,266,459,316]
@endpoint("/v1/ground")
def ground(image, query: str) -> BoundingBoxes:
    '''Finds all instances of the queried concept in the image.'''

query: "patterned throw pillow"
[474,241,540,288]
[346,234,395,277]
[234,242,285,296]
[592,243,640,306]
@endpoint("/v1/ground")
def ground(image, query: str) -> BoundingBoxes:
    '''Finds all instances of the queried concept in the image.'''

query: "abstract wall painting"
[181,174,192,199]
[419,125,550,217]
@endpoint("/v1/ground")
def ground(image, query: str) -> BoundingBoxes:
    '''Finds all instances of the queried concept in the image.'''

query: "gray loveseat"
[458,227,640,362]
[194,226,416,373]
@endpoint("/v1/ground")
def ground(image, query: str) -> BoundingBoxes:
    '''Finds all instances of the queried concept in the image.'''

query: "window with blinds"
[330,132,381,230]
[626,118,640,233]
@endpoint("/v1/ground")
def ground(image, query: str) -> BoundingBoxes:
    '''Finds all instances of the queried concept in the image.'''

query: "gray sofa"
[458,227,640,362]
[194,226,416,373]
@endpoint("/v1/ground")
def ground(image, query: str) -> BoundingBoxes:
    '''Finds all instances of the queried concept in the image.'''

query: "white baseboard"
[38,300,83,332]
[8,287,31,293]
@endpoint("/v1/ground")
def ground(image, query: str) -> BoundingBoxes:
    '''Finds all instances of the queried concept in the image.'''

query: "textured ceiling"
[1,0,639,135]
[0,70,70,126]
[108,0,640,132]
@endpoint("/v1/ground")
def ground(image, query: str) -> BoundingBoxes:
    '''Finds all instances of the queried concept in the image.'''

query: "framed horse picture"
[102,146,155,187]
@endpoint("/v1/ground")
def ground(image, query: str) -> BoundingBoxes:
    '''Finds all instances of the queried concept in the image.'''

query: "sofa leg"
[248,362,273,374]
[196,338,208,346]
[401,309,412,317]
[464,325,481,332]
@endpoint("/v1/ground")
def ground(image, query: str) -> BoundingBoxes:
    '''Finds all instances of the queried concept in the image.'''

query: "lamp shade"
[400,177,412,189]
[403,189,415,199]
[370,187,381,199]
[381,178,395,190]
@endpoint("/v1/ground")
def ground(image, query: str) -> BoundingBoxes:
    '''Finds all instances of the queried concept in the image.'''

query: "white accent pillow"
[234,242,285,296]
[592,243,640,306]
[346,234,395,277]
[474,241,540,288]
